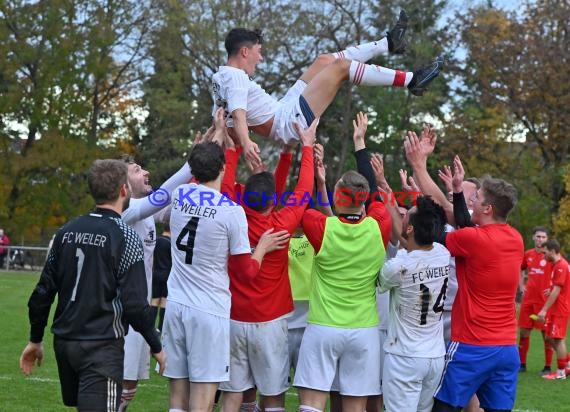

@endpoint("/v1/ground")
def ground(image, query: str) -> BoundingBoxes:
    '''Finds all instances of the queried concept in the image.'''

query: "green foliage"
[0,0,568,245]
[0,132,117,243]
[446,0,570,215]
[553,166,570,248]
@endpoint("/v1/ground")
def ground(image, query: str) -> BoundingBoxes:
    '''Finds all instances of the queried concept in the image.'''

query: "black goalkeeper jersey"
[27,207,161,353]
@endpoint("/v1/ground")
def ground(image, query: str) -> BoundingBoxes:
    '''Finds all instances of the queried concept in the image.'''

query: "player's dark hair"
[188,142,225,183]
[480,176,518,221]
[88,159,128,204]
[533,226,549,236]
[244,172,276,212]
[225,28,263,57]
[543,239,561,253]
[336,171,370,208]
[408,196,447,246]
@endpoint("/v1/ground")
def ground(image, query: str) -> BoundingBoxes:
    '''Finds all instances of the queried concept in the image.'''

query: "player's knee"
[315,53,336,67]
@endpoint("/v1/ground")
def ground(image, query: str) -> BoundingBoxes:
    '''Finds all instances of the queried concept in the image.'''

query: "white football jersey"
[376,241,400,331]
[121,162,192,302]
[167,183,251,317]
[379,243,450,358]
[128,212,156,303]
[212,66,278,128]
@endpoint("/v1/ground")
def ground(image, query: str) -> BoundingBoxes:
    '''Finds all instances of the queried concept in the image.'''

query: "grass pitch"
[1,271,568,411]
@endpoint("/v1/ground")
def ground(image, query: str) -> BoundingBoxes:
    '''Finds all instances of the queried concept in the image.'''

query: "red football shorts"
[545,314,569,339]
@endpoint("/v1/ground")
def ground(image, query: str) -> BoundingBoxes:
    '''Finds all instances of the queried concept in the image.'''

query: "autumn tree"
[139,3,196,184]
[441,0,569,239]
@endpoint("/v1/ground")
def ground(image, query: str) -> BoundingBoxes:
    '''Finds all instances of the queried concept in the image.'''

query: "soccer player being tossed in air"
[212,10,443,167]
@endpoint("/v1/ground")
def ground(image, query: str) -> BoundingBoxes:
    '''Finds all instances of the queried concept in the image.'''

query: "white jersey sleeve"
[122,162,191,224]
[227,205,251,255]
[378,248,407,292]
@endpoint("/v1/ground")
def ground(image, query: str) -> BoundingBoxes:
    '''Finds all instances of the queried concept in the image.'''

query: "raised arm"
[404,127,454,224]
[451,155,474,228]
[371,153,407,248]
[314,143,333,217]
[274,143,295,201]
[122,161,192,224]
[221,146,244,202]
[352,112,379,206]
[274,120,317,233]
[232,109,261,170]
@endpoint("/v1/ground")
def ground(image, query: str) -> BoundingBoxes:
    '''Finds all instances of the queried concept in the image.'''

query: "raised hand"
[201,125,215,143]
[452,155,465,193]
[438,165,453,193]
[252,161,268,174]
[352,111,369,149]
[244,140,262,171]
[314,144,326,185]
[370,153,389,189]
[399,169,420,194]
[295,118,319,148]
[212,107,227,147]
[419,123,437,156]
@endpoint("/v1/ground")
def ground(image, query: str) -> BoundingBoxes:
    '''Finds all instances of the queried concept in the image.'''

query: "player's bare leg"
[464,395,483,412]
[221,391,243,412]
[299,10,408,85]
[329,391,341,412]
[170,378,190,411]
[298,388,328,412]
[241,388,257,412]
[366,394,382,412]
[260,393,284,411]
[341,395,367,412]
[190,382,219,412]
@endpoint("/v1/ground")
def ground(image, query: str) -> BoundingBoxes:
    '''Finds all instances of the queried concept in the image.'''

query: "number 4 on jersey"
[176,217,200,264]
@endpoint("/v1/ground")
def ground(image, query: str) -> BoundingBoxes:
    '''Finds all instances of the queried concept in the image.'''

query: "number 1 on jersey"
[176,217,200,264]
[71,248,85,302]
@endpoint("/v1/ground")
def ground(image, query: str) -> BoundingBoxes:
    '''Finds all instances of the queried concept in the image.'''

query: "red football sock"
[544,340,554,367]
[519,336,530,364]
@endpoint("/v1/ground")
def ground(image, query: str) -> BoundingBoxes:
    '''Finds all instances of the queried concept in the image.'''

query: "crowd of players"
[18,10,570,412]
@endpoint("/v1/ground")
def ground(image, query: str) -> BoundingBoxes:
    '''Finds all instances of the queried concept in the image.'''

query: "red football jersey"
[447,223,524,346]
[549,257,570,316]
[521,249,552,305]
[223,146,314,322]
